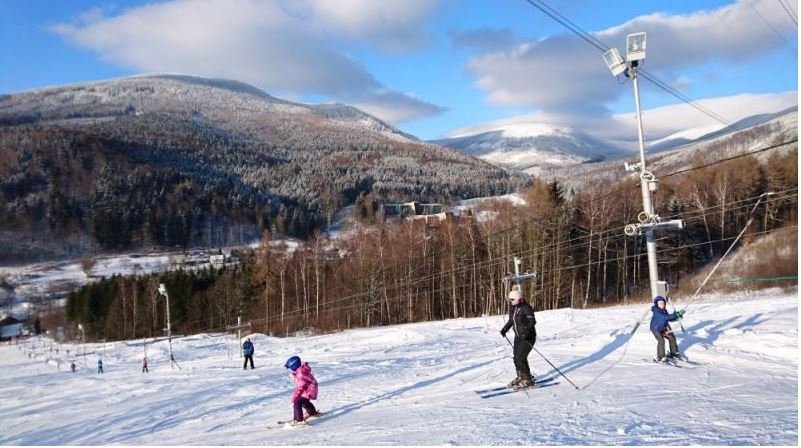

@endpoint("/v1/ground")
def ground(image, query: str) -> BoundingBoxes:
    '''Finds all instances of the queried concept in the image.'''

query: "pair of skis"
[474,377,560,399]
[270,412,326,429]
[645,356,703,369]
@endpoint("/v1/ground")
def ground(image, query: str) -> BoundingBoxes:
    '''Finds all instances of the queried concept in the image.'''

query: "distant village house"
[380,202,443,218]
[0,316,23,341]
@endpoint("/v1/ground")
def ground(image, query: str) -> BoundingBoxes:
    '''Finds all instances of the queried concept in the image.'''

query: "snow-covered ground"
[0,288,796,445]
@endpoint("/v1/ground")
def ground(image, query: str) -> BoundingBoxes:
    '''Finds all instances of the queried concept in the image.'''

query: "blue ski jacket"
[242,340,254,356]
[650,297,680,333]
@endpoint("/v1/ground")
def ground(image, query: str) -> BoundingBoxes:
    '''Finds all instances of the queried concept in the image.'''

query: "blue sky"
[1,0,797,140]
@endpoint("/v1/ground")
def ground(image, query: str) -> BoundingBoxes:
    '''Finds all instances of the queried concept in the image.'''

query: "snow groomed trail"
[0,288,796,445]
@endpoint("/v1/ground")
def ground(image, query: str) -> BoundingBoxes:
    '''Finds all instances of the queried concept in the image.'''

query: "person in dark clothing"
[142,357,148,373]
[500,288,537,389]
[649,296,686,362]
[97,358,103,374]
[242,338,255,370]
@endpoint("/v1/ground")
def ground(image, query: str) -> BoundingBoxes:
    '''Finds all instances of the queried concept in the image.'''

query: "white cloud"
[50,0,444,123]
[297,0,438,53]
[351,90,447,125]
[617,90,798,142]
[465,0,796,118]
[446,91,797,149]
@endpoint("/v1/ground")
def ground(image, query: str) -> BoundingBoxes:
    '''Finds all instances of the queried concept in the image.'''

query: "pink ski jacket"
[290,362,318,402]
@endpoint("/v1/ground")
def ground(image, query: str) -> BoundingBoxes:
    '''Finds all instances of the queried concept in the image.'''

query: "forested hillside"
[0,75,525,261]
[63,146,797,341]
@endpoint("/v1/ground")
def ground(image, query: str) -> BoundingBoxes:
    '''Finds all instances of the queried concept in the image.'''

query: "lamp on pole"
[77,323,85,368]
[603,33,683,301]
[157,283,174,369]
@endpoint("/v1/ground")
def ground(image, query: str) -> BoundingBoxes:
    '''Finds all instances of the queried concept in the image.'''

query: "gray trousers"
[652,329,679,358]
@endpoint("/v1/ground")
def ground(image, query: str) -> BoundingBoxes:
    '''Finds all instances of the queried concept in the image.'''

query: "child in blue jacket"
[650,296,686,362]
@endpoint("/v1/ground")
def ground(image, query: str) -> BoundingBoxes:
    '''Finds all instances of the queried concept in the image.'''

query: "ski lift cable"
[250,194,797,328]
[240,225,795,330]
[161,189,797,334]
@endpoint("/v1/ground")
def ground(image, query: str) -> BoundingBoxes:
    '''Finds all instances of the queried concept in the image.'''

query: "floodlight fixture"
[77,323,83,331]
[603,48,627,77]
[157,283,174,369]
[626,32,646,62]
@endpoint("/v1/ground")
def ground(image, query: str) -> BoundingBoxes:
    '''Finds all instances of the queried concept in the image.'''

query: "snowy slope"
[0,288,796,445]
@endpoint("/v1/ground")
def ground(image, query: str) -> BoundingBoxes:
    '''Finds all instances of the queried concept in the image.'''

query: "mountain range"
[433,105,797,176]
[0,74,525,261]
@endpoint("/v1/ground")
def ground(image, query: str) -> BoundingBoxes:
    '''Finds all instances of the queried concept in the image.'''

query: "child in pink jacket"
[284,355,320,423]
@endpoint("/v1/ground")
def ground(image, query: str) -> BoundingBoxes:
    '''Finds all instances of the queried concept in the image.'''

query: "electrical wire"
[520,0,734,127]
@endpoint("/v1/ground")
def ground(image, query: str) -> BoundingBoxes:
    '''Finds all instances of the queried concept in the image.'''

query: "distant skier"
[97,358,103,374]
[650,296,686,362]
[500,287,537,390]
[70,361,76,373]
[242,338,255,370]
[142,357,148,373]
[285,355,320,425]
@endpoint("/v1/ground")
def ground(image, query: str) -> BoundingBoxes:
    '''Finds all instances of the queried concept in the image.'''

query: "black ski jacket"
[501,300,537,343]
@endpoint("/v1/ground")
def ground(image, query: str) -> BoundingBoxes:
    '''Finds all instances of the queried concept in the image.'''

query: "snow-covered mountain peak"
[497,122,569,138]
[448,120,569,139]
[129,73,280,101]
[434,121,626,172]
[0,73,418,141]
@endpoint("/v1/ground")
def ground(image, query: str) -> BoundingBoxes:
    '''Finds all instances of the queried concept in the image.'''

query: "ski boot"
[668,352,688,362]
[304,411,325,420]
[507,370,524,389]
[513,374,535,390]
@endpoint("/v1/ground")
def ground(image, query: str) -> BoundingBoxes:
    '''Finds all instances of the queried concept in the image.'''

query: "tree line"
[64,148,797,341]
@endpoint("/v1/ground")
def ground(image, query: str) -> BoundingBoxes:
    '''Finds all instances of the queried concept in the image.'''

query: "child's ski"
[478,381,560,399]
[269,420,310,429]
[644,358,694,369]
[474,377,555,395]
[269,411,326,429]
[671,357,704,366]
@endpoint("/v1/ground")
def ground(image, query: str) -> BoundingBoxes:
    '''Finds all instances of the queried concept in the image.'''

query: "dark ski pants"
[243,355,254,369]
[142,366,148,373]
[293,397,317,422]
[652,330,679,359]
[513,336,533,378]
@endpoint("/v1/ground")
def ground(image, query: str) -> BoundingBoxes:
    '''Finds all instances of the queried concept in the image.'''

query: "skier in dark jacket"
[500,287,537,389]
[242,338,255,370]
[650,296,686,362]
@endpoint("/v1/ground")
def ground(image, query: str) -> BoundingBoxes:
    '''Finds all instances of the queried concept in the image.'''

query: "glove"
[500,329,507,337]
[676,309,686,318]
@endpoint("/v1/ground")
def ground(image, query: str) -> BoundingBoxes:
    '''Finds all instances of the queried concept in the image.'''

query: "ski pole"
[505,335,580,390]
[530,345,580,390]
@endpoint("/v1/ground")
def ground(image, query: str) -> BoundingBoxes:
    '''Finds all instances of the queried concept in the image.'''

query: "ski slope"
[0,288,797,445]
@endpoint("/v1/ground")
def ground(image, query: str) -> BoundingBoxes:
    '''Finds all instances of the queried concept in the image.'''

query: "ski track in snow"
[0,289,796,445]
